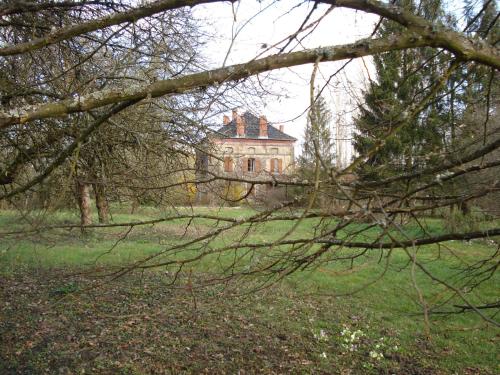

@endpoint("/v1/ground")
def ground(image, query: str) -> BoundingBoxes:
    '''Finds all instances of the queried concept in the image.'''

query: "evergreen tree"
[449,0,500,213]
[299,94,335,178]
[352,0,450,181]
[463,0,499,101]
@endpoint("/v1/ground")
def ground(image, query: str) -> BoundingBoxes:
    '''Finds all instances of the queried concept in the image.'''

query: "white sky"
[194,0,380,165]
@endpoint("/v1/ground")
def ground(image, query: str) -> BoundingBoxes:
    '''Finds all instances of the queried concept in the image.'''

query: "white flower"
[321,352,327,358]
[313,329,328,341]
[340,327,350,336]
[369,351,384,360]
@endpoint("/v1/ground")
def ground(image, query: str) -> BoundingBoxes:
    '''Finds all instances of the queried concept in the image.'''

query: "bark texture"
[76,181,92,227]
[93,183,109,224]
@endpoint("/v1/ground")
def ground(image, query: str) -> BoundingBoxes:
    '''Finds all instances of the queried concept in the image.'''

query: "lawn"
[0,206,498,374]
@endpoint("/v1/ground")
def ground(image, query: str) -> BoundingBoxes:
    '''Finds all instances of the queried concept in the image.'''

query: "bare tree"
[0,0,499,325]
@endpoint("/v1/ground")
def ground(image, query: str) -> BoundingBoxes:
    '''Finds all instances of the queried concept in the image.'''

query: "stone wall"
[212,138,295,176]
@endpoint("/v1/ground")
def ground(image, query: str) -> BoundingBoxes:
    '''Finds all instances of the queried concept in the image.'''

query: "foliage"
[49,281,79,297]
[442,207,491,233]
[299,93,334,178]
[352,0,451,181]
[222,182,248,206]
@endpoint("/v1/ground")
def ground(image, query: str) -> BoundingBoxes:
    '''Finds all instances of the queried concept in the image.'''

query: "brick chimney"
[259,115,268,138]
[236,114,245,137]
[279,124,284,132]
[223,115,230,125]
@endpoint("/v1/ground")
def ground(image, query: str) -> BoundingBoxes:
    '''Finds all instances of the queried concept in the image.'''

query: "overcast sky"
[194,0,380,164]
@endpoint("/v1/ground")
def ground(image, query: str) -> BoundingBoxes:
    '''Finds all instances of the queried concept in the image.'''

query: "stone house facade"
[196,110,296,202]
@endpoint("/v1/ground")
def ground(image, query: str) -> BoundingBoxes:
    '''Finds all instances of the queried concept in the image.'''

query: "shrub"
[443,206,490,233]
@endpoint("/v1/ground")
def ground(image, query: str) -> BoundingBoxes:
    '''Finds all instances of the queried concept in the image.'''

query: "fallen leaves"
[0,270,493,374]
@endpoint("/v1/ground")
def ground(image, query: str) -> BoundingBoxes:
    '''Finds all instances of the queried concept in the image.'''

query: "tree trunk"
[76,181,92,227]
[93,182,109,223]
[459,200,470,216]
[131,196,139,214]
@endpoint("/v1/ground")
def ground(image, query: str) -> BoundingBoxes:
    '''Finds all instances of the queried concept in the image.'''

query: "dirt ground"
[0,270,490,374]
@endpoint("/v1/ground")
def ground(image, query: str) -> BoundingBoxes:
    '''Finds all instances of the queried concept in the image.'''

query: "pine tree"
[299,94,335,178]
[352,0,449,181]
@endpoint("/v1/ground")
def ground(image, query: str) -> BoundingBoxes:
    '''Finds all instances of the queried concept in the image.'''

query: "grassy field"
[0,206,498,374]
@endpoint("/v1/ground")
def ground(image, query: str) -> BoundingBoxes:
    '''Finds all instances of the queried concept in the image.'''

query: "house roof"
[213,112,296,141]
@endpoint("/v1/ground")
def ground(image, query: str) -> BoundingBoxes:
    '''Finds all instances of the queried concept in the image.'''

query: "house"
[196,110,296,203]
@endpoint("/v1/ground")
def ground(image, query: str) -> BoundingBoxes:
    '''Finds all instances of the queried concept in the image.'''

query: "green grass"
[0,207,499,374]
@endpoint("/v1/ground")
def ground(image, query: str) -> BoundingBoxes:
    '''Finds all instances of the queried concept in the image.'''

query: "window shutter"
[224,157,233,172]
[256,158,261,172]
[271,158,278,173]
[241,157,247,172]
[278,159,283,174]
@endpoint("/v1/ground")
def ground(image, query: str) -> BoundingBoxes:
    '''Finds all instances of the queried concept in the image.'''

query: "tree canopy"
[0,0,499,325]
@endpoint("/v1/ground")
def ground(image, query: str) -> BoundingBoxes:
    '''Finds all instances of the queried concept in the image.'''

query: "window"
[271,158,278,173]
[198,155,209,172]
[248,158,256,172]
[224,157,233,172]
[271,158,281,174]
